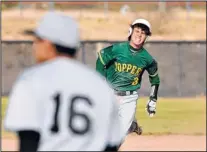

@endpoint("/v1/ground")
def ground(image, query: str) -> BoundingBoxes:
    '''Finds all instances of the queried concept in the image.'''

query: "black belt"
[114,90,137,96]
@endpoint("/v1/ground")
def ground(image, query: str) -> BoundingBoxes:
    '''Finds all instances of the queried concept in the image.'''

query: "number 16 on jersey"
[51,93,93,135]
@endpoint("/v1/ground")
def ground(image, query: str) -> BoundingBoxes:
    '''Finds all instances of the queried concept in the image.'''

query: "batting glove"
[146,98,157,117]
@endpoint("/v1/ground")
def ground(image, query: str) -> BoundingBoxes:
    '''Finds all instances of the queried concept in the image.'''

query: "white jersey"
[4,57,124,151]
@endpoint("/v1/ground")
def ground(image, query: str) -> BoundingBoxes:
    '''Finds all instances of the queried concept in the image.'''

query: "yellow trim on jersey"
[149,71,158,77]
[98,51,105,65]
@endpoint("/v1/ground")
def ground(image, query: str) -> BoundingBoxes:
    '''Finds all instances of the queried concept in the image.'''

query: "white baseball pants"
[115,93,138,136]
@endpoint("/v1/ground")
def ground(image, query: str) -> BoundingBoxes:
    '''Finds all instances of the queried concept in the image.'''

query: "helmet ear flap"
[128,26,133,37]
[144,35,149,43]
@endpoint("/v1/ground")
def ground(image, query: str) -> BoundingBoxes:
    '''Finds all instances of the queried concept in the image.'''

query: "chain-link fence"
[2,40,206,97]
[2,2,206,41]
[2,2,206,20]
[2,2,205,12]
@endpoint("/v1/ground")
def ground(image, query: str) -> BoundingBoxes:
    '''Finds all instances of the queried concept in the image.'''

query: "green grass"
[2,97,8,120]
[136,97,206,135]
[1,97,206,138]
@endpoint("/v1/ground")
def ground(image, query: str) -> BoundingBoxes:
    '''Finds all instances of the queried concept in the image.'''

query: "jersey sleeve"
[146,59,160,86]
[4,77,41,133]
[96,57,106,77]
[96,45,113,77]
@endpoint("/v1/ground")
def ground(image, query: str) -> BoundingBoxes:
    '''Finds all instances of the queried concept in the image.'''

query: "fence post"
[177,43,182,97]
[186,2,192,20]
[18,2,23,17]
[158,1,166,12]
[82,43,86,64]
[104,2,108,19]
[48,2,55,11]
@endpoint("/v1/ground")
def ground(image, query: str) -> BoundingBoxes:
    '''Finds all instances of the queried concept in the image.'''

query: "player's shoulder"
[101,42,127,53]
[113,41,128,49]
[142,47,153,58]
[142,47,158,65]
[15,58,63,82]
[11,63,45,92]
[100,44,114,57]
[142,46,150,53]
[15,64,43,82]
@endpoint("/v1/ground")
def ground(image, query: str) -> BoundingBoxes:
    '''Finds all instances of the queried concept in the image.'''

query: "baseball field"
[2,6,206,151]
[1,96,206,151]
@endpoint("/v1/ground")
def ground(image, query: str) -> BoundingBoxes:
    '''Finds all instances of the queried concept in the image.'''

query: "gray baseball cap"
[24,12,80,49]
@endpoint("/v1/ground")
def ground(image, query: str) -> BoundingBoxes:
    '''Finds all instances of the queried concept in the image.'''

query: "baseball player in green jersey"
[96,18,160,137]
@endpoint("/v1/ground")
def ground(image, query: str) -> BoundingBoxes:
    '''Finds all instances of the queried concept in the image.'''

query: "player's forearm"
[149,74,160,101]
[149,84,159,100]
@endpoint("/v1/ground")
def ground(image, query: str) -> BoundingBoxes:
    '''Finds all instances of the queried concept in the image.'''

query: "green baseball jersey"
[96,42,160,91]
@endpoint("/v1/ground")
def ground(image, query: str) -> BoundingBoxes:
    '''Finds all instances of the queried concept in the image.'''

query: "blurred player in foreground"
[96,19,160,137]
[4,12,124,151]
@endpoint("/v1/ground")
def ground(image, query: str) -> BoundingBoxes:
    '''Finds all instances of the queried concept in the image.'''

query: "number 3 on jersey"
[132,77,139,85]
[51,93,93,135]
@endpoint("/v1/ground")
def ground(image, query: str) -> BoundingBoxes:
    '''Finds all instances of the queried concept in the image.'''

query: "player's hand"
[146,98,157,117]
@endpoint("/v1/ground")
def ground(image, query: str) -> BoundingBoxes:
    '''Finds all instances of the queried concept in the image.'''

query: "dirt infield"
[120,134,206,151]
[2,134,206,151]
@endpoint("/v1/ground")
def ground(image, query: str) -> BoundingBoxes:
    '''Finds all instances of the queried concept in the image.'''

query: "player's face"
[33,37,56,63]
[130,27,147,48]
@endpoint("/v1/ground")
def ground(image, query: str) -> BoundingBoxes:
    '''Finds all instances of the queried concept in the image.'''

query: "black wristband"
[150,84,159,100]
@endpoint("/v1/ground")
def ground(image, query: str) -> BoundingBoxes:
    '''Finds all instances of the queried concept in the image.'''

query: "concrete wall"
[2,41,206,97]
